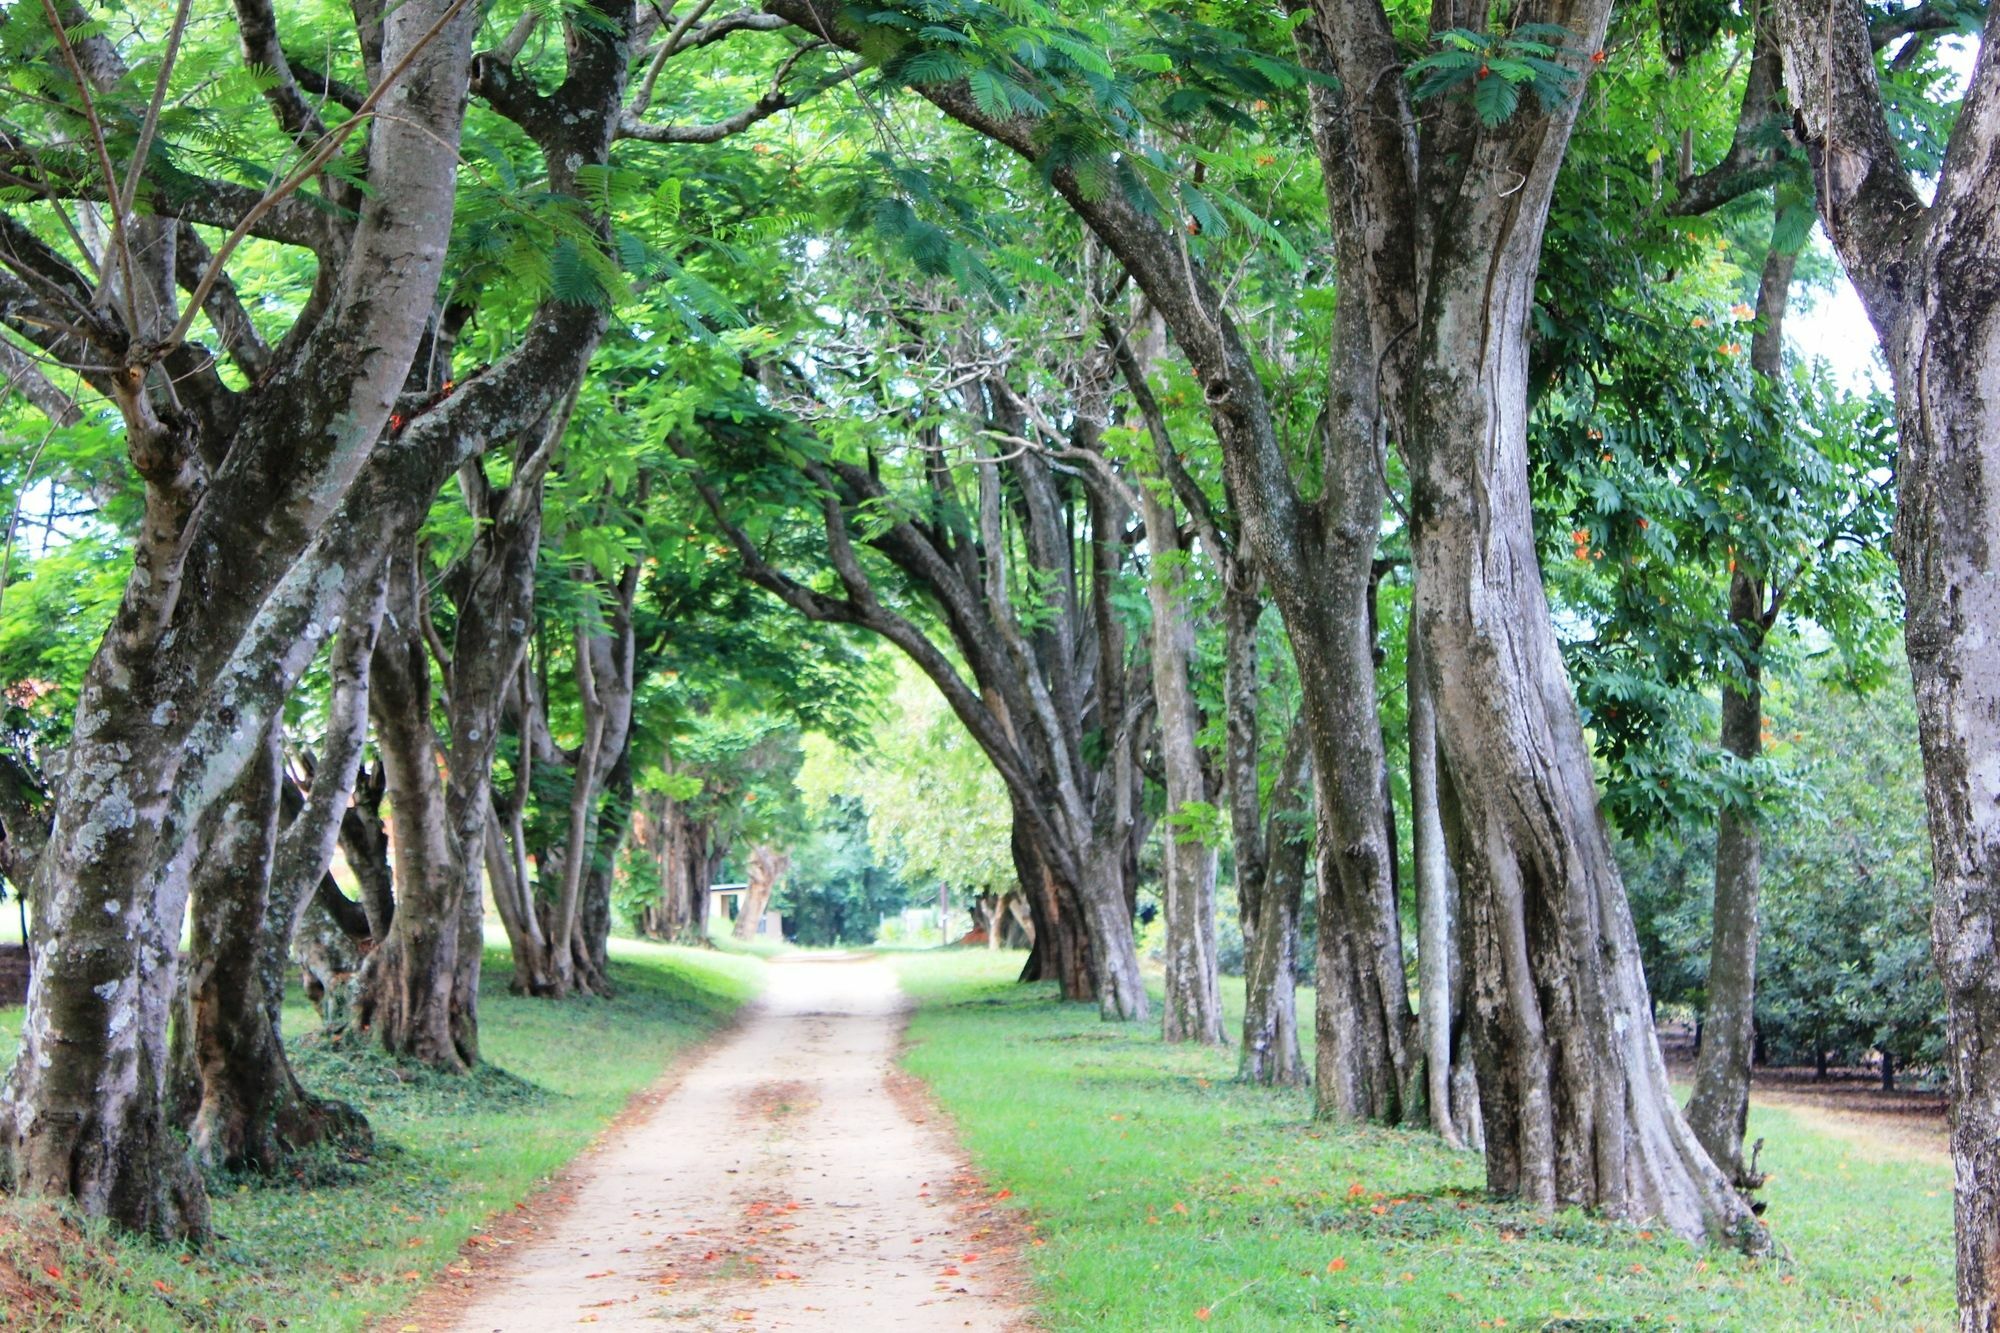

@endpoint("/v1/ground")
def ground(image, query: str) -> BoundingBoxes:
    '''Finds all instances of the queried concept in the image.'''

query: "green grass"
[0,937,762,1331]
[891,949,1954,1331]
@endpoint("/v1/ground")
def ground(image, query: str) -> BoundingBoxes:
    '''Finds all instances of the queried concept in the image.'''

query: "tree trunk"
[0,0,477,1236]
[576,748,630,988]
[182,723,367,1170]
[184,566,383,1166]
[1081,837,1147,1022]
[1410,618,1464,1146]
[1407,243,1759,1248]
[356,548,475,1070]
[1239,720,1311,1085]
[1221,583,1265,957]
[339,760,396,941]
[734,845,790,942]
[1143,482,1225,1045]
[1289,587,1417,1121]
[1686,231,1794,1189]
[1011,801,1094,1000]
[1686,575,1768,1186]
[1773,4,2000,1309]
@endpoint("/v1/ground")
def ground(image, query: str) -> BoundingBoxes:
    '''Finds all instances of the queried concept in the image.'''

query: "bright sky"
[1788,242,1890,394]
[1789,35,1982,396]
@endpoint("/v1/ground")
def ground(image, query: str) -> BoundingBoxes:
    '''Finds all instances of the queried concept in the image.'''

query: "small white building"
[708,883,783,940]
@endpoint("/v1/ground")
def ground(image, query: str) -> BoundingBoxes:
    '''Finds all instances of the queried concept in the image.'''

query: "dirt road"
[438,954,1025,1332]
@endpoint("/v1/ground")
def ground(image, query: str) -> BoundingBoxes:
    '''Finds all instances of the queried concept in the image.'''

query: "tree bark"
[183,559,384,1166]
[1774,3,2000,1317]
[1686,237,1794,1187]
[1684,573,1766,1185]
[357,546,477,1070]
[0,0,479,1236]
[181,722,369,1170]
[1409,618,1464,1146]
[1011,805,1094,999]
[1142,481,1225,1045]
[1239,720,1311,1085]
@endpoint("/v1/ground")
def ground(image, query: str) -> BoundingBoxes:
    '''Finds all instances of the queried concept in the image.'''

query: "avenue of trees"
[1,0,1998,1325]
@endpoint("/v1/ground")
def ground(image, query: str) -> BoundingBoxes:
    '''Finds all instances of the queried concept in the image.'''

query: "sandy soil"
[1660,1031,1950,1165]
[435,954,1028,1332]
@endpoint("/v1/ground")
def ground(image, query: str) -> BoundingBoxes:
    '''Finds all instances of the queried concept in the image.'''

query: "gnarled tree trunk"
[0,0,478,1237]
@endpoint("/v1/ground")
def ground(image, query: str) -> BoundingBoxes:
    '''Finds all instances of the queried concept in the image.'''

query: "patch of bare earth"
[408,956,1030,1332]
[1660,1029,1947,1164]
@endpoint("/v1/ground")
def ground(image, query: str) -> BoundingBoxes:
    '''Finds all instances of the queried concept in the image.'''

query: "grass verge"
[0,937,761,1331]
[892,949,1953,1331]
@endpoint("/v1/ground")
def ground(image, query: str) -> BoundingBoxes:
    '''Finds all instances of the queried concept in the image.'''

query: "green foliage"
[1625,671,1943,1075]
[770,795,920,945]
[1408,25,1586,125]
[798,660,1014,895]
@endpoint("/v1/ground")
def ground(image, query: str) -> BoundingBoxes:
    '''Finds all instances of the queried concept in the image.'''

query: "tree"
[682,275,1158,1017]
[760,0,1418,1124]
[0,0,481,1236]
[1763,2,2000,1318]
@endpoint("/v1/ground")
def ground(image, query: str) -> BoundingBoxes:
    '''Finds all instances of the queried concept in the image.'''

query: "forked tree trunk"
[1143,482,1225,1045]
[1408,256,1761,1248]
[0,0,477,1237]
[1239,722,1312,1085]
[339,760,396,941]
[184,569,383,1166]
[182,724,368,1170]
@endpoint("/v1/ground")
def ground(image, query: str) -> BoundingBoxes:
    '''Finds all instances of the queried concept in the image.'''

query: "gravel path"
[442,954,1027,1332]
